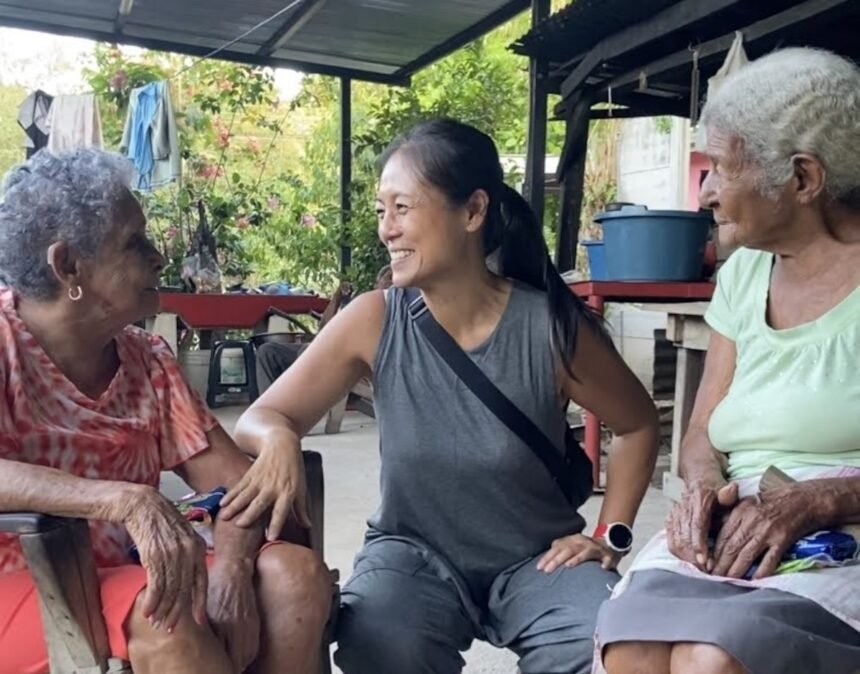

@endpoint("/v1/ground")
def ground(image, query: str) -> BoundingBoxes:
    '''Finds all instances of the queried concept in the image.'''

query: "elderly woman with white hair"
[597,48,860,674]
[0,149,331,674]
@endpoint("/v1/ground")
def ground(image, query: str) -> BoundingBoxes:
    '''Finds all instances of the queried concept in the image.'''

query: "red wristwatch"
[592,522,633,554]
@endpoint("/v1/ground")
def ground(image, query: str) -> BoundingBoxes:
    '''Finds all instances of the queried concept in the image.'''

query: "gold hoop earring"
[68,285,83,302]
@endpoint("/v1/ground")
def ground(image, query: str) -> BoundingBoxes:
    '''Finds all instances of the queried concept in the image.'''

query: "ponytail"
[497,185,607,376]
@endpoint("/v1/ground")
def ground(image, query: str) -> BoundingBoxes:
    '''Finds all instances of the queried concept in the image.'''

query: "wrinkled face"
[698,127,791,250]
[78,191,165,323]
[375,150,476,287]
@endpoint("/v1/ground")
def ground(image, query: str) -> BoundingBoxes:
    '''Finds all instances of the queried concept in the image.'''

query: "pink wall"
[688,151,709,210]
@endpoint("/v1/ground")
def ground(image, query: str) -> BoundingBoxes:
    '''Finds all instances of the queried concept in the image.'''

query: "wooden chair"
[324,379,375,434]
[0,451,339,674]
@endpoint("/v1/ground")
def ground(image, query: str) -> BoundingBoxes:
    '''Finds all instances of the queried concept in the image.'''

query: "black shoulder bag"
[404,289,593,509]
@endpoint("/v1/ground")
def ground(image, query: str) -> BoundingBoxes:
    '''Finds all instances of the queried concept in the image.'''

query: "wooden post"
[19,519,110,673]
[340,76,352,272]
[555,94,591,272]
[523,0,550,223]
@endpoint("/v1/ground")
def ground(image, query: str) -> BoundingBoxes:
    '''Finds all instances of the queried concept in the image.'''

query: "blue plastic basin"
[594,205,712,282]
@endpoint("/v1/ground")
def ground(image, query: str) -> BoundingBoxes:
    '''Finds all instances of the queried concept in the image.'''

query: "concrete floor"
[199,406,673,674]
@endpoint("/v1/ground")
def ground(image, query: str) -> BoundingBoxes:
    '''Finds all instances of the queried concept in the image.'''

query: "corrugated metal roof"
[513,0,860,113]
[0,0,530,84]
[511,0,677,63]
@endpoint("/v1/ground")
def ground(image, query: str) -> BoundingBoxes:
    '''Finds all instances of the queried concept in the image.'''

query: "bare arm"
[678,331,736,488]
[174,427,269,669]
[666,330,737,570]
[223,290,385,537]
[0,456,208,629]
[562,322,660,529]
[0,456,138,520]
[235,290,385,454]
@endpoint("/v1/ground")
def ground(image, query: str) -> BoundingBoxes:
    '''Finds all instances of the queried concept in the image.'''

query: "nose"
[698,170,719,211]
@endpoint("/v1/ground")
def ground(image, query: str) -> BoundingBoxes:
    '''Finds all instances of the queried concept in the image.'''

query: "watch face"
[608,523,633,551]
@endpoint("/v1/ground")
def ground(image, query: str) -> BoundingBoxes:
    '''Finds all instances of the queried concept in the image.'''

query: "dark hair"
[380,118,606,374]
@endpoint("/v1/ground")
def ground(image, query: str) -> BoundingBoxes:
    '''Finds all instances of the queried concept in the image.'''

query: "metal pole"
[340,76,352,272]
[523,0,550,225]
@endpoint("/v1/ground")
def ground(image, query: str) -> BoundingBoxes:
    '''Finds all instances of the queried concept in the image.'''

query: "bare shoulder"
[311,289,387,371]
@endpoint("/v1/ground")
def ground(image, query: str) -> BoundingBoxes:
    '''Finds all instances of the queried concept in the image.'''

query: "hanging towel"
[121,81,181,191]
[45,94,103,152]
[17,90,53,158]
[707,31,748,100]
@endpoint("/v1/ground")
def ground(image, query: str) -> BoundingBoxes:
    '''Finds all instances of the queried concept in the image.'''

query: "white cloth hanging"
[707,31,749,100]
[46,94,103,152]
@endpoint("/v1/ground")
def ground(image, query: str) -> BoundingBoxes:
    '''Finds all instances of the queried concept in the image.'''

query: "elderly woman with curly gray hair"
[596,47,860,674]
[0,149,331,674]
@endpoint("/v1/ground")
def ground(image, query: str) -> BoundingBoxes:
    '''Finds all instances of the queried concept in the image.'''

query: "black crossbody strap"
[404,288,574,505]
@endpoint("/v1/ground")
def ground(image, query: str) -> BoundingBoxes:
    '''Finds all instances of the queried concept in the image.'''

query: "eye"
[375,207,385,220]
[395,203,410,215]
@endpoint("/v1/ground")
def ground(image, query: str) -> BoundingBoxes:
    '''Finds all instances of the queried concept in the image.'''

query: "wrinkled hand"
[208,562,260,672]
[666,479,738,571]
[537,534,621,573]
[219,443,310,540]
[120,485,208,630]
[711,485,822,579]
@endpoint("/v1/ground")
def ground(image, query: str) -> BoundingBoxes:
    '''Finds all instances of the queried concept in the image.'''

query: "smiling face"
[375,149,481,288]
[698,127,793,251]
[76,191,165,324]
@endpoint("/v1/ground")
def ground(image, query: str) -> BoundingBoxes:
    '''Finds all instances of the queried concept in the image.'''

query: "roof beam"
[606,0,852,93]
[560,0,744,100]
[0,9,409,85]
[257,0,329,56]
[393,0,530,80]
[114,0,133,34]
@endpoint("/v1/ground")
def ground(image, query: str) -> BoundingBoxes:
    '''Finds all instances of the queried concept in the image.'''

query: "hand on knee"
[126,591,232,673]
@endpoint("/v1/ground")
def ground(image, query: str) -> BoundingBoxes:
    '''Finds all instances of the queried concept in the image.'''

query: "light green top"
[706,247,860,479]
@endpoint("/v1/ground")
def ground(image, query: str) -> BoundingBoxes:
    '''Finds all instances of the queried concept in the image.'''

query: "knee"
[335,586,456,674]
[670,643,745,674]
[336,607,446,674]
[603,641,671,674]
[256,543,332,622]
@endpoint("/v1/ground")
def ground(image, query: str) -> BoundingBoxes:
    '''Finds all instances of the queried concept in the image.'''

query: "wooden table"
[568,282,714,488]
[146,292,329,353]
[649,302,712,500]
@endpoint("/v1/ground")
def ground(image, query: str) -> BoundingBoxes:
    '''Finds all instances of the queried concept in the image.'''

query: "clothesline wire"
[169,0,305,81]
[253,105,293,192]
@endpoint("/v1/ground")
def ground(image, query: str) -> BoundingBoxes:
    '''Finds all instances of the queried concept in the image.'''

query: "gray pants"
[335,537,618,674]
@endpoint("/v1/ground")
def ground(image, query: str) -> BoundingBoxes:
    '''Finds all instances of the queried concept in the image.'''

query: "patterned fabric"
[0,288,218,573]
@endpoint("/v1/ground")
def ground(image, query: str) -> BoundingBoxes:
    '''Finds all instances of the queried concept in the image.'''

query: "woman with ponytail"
[229,119,659,673]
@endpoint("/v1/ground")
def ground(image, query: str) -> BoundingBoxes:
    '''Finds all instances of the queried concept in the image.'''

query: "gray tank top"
[369,282,585,597]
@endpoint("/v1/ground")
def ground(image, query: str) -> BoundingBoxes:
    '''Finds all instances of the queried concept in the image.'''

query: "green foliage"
[0,83,27,176]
